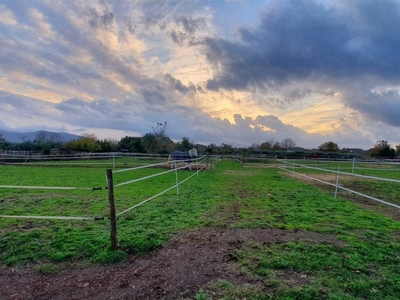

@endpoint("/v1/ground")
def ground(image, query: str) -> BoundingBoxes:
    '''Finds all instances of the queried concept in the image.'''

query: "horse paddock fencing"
[277,159,400,210]
[0,154,214,250]
[0,151,176,169]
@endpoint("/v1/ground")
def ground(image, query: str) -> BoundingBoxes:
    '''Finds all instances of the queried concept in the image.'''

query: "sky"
[1,0,400,150]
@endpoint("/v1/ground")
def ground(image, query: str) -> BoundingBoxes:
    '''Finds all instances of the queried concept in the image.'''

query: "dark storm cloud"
[201,0,400,128]
[347,90,400,127]
[54,97,146,131]
[203,0,400,91]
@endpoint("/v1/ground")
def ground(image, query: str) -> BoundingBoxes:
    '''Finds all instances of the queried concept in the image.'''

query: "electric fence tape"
[276,160,400,184]
[278,165,400,209]
[0,185,101,190]
[116,164,206,217]
[0,215,98,220]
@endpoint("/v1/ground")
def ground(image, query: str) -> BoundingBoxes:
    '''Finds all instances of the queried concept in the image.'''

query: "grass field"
[274,159,400,208]
[1,155,171,168]
[1,159,400,299]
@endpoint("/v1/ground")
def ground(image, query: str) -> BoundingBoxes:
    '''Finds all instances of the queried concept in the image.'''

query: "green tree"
[129,137,146,153]
[396,144,400,156]
[205,143,217,154]
[96,139,118,152]
[0,133,6,151]
[220,143,234,154]
[260,138,276,150]
[62,134,101,152]
[368,140,395,158]
[118,136,134,151]
[319,141,340,152]
[180,137,192,151]
[143,122,173,154]
[142,133,158,153]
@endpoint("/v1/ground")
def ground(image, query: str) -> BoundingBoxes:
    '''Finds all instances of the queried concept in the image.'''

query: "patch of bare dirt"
[243,163,276,168]
[0,227,345,300]
[222,170,261,176]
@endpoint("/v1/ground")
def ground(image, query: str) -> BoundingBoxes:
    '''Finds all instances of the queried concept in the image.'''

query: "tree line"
[0,127,399,158]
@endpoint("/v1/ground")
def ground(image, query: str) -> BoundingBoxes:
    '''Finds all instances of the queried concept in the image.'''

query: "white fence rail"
[277,159,400,209]
[0,155,211,221]
[113,156,208,217]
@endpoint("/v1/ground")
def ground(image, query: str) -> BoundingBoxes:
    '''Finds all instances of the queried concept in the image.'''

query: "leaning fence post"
[334,165,340,199]
[206,152,209,170]
[106,169,118,251]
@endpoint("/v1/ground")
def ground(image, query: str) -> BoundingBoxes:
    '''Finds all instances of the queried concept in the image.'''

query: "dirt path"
[0,227,344,300]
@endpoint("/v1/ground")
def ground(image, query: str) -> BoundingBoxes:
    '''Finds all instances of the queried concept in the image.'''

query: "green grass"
[1,160,400,299]
[277,159,400,179]
[275,159,400,206]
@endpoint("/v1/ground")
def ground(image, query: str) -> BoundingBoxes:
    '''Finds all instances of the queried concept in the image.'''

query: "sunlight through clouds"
[0,0,400,149]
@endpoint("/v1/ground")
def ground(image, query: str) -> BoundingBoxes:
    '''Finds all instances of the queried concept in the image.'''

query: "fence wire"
[277,161,400,209]
[116,163,206,217]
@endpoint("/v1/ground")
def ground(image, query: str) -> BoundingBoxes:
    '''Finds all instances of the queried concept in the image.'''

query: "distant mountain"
[0,130,83,143]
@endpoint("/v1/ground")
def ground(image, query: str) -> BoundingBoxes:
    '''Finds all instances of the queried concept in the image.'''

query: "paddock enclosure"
[1,154,399,299]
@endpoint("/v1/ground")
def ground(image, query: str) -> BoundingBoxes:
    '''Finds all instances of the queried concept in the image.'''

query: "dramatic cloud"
[202,0,400,128]
[0,0,399,150]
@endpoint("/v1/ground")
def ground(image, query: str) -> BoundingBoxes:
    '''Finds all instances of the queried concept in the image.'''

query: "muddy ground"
[1,169,397,299]
[0,227,346,300]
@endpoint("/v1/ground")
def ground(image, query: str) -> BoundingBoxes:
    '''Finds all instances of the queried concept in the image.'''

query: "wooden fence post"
[106,169,118,251]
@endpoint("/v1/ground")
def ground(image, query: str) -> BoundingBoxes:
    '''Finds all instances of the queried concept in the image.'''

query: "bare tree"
[280,138,296,150]
[48,132,62,143]
[35,130,62,143]
[35,130,48,143]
